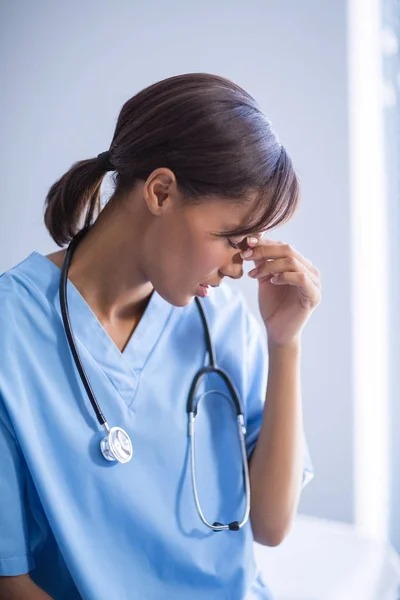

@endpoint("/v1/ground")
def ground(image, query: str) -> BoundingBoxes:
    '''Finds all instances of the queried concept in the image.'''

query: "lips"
[197,284,209,298]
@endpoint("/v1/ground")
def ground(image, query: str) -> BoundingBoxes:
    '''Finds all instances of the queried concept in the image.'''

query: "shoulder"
[0,265,28,321]
[0,256,37,316]
[0,251,55,302]
[0,253,56,339]
[0,253,38,291]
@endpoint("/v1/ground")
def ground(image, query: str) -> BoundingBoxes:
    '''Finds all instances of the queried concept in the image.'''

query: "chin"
[171,292,197,308]
[174,298,194,307]
[155,286,196,308]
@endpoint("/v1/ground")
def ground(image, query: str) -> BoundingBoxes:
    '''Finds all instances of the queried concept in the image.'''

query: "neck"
[66,197,154,323]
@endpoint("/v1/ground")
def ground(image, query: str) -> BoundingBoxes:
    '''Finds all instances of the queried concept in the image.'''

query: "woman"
[0,73,320,599]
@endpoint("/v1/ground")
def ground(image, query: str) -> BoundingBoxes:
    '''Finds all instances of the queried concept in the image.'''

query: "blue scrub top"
[0,251,314,600]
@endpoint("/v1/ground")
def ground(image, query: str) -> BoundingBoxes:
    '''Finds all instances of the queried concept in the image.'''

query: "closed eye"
[227,239,241,250]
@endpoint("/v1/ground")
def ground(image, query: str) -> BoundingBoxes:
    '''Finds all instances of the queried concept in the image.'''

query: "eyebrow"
[213,228,262,239]
[212,230,245,239]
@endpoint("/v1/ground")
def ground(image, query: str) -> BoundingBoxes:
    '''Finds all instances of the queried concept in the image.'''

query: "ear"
[142,168,180,216]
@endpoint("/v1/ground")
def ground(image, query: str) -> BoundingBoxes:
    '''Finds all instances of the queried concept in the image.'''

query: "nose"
[219,254,244,281]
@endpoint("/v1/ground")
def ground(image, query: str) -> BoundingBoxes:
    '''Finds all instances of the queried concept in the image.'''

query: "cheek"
[152,224,228,286]
[178,247,213,278]
[156,237,203,284]
[189,244,229,278]
[169,246,219,288]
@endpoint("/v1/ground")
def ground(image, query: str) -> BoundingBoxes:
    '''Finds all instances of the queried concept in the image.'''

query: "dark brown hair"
[44,73,300,247]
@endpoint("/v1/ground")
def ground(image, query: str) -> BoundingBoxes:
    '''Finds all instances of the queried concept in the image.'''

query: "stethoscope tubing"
[59,225,251,530]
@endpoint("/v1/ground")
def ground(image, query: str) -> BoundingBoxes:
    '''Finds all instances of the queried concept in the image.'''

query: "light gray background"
[0,1,352,523]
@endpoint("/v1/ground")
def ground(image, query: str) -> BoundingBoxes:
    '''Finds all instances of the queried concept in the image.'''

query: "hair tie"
[96,151,115,172]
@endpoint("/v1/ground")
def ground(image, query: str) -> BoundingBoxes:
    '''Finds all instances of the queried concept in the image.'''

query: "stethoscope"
[59,225,251,532]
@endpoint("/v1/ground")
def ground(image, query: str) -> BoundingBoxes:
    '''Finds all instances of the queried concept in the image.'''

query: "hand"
[241,237,322,346]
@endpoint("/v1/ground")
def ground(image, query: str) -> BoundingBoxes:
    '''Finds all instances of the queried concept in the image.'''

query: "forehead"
[186,198,260,233]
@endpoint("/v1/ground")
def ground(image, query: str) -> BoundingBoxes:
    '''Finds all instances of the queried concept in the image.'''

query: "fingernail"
[248,267,259,277]
[240,249,253,258]
[247,237,259,245]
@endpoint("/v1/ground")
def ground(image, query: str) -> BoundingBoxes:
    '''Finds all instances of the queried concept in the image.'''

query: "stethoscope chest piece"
[100,427,133,463]
[61,227,249,530]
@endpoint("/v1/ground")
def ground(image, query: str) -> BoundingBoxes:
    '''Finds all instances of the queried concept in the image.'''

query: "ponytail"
[44,153,114,247]
[44,73,300,247]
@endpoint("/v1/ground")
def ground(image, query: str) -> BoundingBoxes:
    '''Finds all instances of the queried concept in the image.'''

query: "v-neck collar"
[24,252,174,404]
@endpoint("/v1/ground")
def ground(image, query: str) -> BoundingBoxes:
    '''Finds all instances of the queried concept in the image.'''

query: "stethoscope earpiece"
[100,427,133,463]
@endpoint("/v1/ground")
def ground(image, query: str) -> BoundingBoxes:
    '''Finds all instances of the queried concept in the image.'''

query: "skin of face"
[132,168,262,307]
[50,168,263,325]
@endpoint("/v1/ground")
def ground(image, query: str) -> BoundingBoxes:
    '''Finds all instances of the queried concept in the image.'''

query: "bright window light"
[348,0,391,539]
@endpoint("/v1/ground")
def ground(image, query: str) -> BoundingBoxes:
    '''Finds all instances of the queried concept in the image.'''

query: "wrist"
[267,336,302,353]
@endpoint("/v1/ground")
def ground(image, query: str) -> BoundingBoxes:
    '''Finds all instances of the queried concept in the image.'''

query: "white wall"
[0,0,353,522]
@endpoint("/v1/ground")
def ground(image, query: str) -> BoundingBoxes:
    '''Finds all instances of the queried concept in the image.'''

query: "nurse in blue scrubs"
[0,73,320,600]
